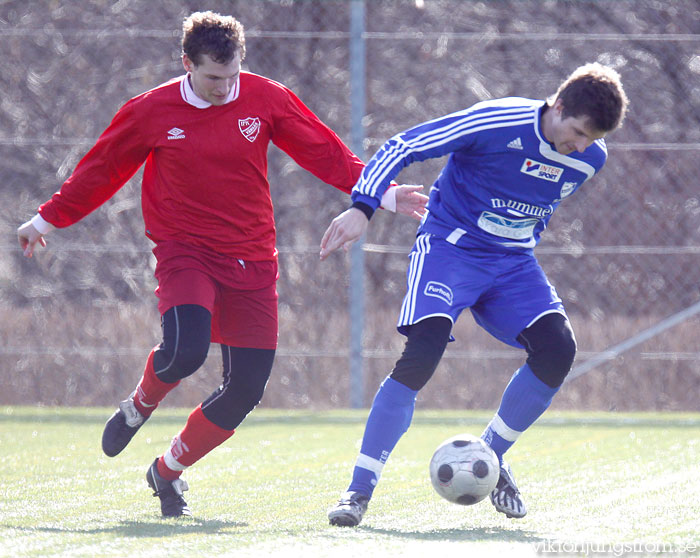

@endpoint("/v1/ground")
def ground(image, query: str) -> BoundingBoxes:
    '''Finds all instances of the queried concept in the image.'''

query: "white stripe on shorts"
[399,233,431,327]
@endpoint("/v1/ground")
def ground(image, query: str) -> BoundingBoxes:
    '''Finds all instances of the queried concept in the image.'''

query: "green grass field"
[1,406,699,557]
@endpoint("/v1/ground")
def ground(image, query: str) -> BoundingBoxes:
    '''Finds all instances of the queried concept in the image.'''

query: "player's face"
[183,52,241,106]
[545,99,607,155]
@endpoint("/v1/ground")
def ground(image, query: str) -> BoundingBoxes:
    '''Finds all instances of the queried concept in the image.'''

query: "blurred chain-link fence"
[1,0,699,411]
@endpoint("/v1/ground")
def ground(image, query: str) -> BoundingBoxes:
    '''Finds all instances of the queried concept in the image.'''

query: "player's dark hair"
[552,62,629,132]
[182,11,246,66]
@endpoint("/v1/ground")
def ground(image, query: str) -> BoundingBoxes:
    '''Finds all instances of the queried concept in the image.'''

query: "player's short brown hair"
[182,11,246,66]
[552,62,629,132]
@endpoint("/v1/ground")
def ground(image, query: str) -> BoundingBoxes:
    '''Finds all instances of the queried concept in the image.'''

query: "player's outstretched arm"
[393,184,427,221]
[319,207,369,261]
[17,220,47,258]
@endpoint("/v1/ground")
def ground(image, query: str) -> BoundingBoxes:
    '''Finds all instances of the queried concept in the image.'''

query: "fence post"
[349,0,366,408]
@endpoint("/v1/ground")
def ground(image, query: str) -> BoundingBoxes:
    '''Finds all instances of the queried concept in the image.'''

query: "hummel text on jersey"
[507,137,523,150]
[520,158,563,182]
[167,127,186,140]
[491,198,553,218]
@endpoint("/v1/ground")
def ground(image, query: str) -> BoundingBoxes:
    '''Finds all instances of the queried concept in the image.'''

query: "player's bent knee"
[203,383,266,430]
[202,347,275,430]
[174,343,210,378]
[533,334,576,388]
[154,340,210,382]
[519,313,577,388]
[390,317,452,391]
[155,304,212,382]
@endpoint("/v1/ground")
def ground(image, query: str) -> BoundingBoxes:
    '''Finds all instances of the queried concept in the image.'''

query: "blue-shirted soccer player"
[320,63,629,526]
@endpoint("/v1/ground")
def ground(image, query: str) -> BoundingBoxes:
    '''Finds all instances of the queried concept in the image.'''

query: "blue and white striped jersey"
[352,97,608,253]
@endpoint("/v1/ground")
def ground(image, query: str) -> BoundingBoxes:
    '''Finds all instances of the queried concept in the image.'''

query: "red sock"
[157,405,234,480]
[132,347,180,418]
[157,456,181,481]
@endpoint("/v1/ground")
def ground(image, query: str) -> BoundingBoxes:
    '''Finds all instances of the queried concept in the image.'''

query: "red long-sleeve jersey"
[38,72,364,261]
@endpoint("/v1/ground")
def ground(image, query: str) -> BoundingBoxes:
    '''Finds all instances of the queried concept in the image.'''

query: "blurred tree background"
[1,0,699,411]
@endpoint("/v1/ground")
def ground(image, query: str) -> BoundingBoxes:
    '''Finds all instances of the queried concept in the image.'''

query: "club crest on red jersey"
[238,117,261,143]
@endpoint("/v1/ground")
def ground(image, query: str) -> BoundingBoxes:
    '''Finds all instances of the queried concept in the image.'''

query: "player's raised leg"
[481,313,576,518]
[102,305,211,457]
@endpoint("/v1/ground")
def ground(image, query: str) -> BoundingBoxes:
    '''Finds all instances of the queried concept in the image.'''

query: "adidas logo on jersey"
[507,137,523,150]
[167,127,186,140]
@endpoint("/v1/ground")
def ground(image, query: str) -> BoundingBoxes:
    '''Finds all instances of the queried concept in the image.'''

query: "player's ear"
[182,54,194,73]
[552,98,565,116]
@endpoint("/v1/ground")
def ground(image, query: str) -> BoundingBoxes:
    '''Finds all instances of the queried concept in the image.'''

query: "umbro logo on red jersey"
[167,127,186,140]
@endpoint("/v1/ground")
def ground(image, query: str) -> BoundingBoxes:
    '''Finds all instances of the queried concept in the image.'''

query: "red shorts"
[153,241,279,349]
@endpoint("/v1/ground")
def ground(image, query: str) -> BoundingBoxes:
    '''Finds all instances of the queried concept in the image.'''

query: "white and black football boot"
[328,491,370,527]
[490,461,527,518]
[101,392,147,457]
[146,458,192,518]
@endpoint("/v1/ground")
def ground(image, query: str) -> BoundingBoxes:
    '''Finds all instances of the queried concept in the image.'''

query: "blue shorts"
[397,233,566,348]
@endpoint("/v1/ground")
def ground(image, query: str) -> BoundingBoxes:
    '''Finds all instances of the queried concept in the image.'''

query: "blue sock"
[347,376,417,498]
[481,364,559,463]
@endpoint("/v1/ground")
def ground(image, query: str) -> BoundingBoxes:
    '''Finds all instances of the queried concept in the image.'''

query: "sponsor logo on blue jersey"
[424,281,453,305]
[520,158,564,182]
[478,211,538,240]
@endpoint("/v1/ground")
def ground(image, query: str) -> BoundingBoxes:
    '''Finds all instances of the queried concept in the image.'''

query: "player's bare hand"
[319,207,369,261]
[17,221,46,258]
[394,184,428,221]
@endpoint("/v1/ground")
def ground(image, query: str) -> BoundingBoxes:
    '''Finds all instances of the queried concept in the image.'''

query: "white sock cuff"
[163,450,188,472]
[355,453,385,478]
[488,414,523,443]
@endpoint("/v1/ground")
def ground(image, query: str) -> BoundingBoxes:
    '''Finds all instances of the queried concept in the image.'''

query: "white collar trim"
[179,74,240,109]
[533,105,596,181]
[538,140,596,181]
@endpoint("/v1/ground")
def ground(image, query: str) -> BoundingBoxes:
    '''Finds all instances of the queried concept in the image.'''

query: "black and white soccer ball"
[429,433,500,505]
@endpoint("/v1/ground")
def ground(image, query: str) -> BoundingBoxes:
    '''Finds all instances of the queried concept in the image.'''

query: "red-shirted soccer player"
[17,11,426,518]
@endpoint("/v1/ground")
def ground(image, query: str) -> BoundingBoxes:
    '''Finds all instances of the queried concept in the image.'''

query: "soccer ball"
[429,433,500,505]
